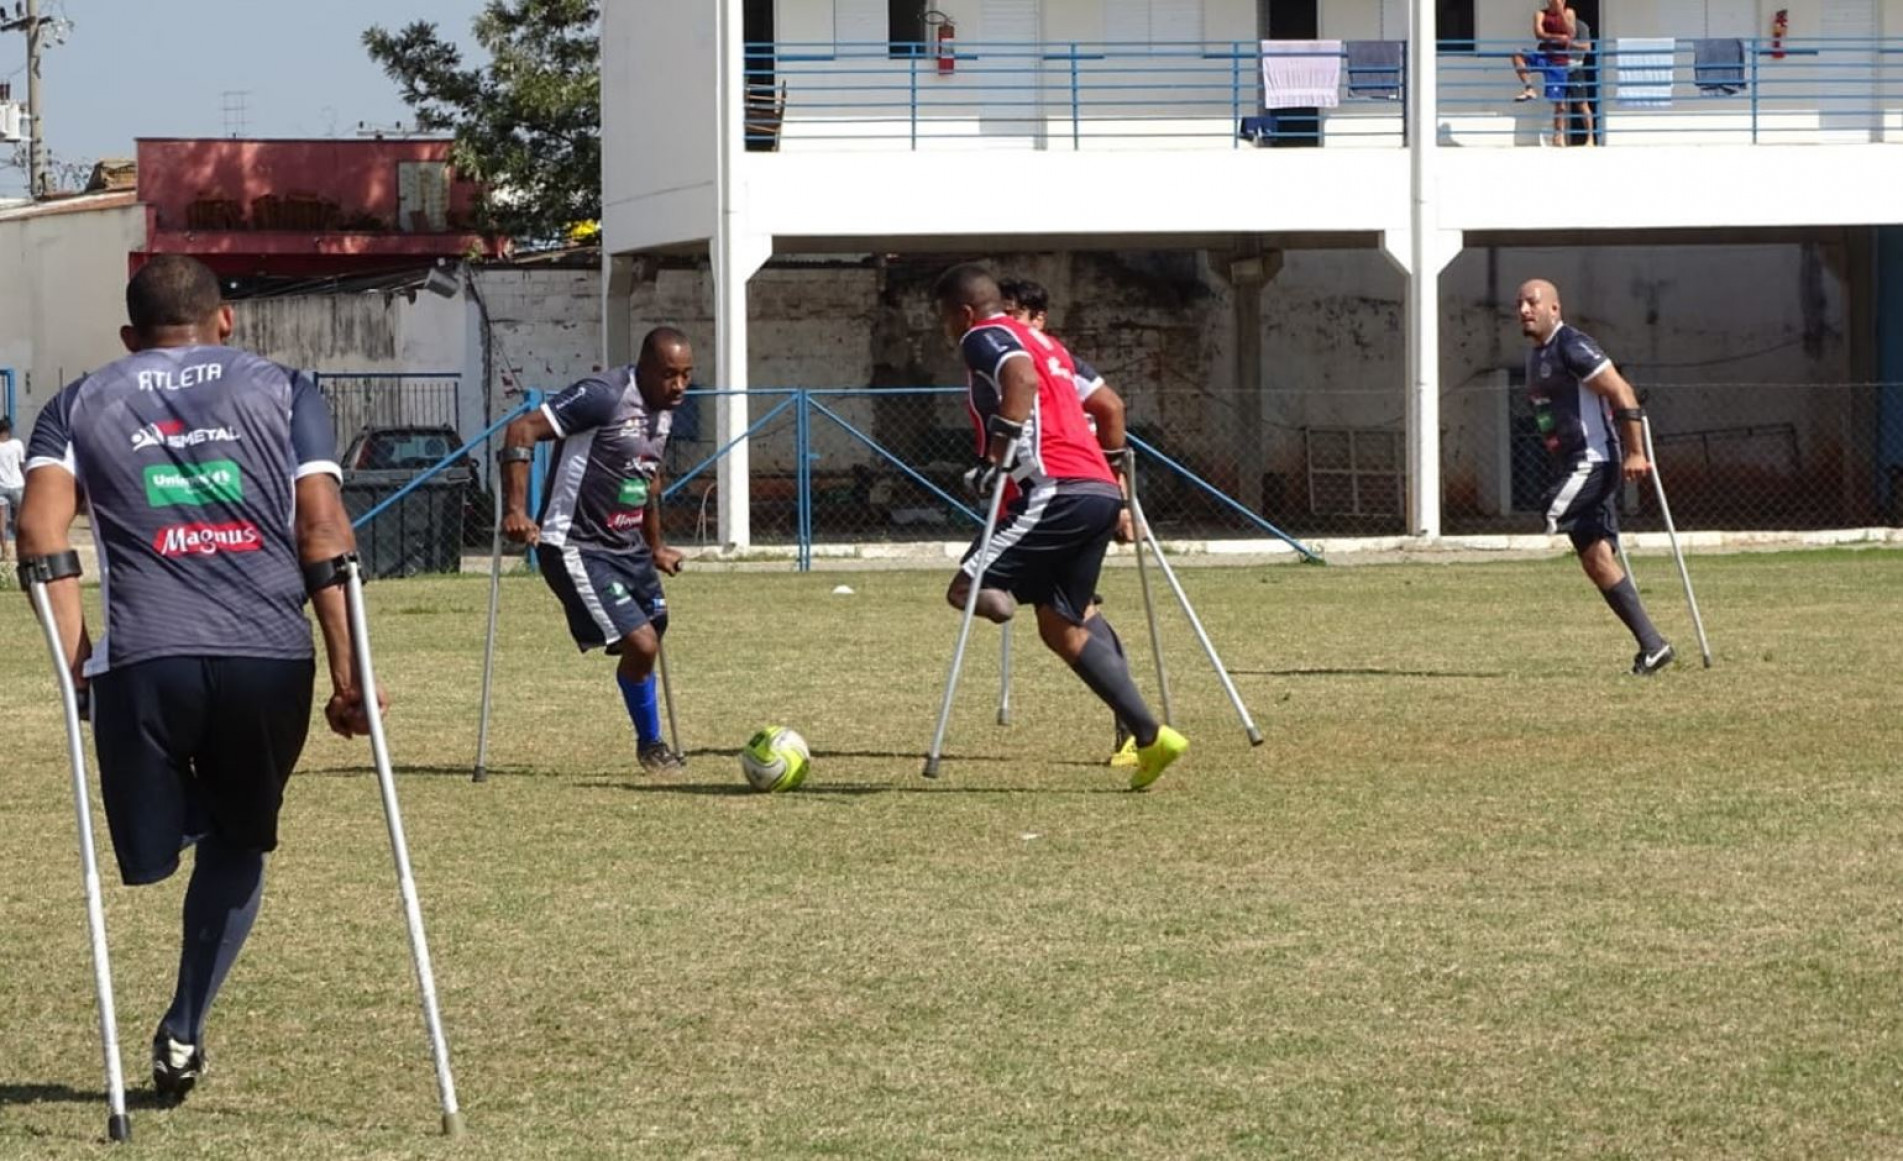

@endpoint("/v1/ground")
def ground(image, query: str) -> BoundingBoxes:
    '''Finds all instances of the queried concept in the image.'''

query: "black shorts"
[537,543,668,652]
[89,656,315,886]
[961,484,1120,624]
[1543,459,1620,552]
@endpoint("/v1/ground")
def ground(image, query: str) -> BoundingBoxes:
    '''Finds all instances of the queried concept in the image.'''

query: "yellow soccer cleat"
[1108,736,1139,769]
[1130,726,1188,791]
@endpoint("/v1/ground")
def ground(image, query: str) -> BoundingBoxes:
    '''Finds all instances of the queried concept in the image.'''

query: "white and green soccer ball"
[740,725,811,793]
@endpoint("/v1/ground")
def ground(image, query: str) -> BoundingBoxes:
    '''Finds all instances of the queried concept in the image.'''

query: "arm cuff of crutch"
[16,550,82,587]
[1614,407,1645,422]
[303,553,359,595]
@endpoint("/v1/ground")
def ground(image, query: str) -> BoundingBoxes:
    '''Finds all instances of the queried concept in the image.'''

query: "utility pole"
[1,0,54,197]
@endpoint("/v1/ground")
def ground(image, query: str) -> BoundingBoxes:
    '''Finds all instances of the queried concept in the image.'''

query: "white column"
[602,253,635,366]
[1405,0,1441,538]
[714,0,768,550]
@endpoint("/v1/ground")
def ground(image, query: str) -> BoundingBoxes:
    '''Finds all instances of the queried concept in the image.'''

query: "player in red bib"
[933,264,1186,790]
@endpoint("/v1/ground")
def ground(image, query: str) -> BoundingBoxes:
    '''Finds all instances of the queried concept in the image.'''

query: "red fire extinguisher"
[1771,9,1788,60]
[936,17,956,75]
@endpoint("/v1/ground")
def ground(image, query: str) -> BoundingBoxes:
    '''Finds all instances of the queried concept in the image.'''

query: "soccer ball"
[740,725,811,793]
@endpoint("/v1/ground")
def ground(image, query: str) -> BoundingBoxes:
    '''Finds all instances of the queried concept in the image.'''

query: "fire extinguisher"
[1771,9,1788,60]
[935,16,956,75]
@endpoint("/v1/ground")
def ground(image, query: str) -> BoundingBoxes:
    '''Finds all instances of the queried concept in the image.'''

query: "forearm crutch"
[1124,452,1264,746]
[24,560,131,1144]
[657,637,686,763]
[1640,417,1713,668]
[1121,452,1175,726]
[996,622,1013,727]
[338,557,466,1136]
[924,467,1014,778]
[473,470,505,783]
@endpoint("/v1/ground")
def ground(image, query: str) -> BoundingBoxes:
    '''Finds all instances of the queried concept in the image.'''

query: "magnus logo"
[153,521,263,557]
[606,511,645,531]
[131,420,242,451]
[144,460,243,508]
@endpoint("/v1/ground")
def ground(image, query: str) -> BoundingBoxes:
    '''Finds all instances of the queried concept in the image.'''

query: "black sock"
[1087,614,1131,742]
[1070,632,1160,748]
[1601,574,1666,653]
[161,836,265,1045]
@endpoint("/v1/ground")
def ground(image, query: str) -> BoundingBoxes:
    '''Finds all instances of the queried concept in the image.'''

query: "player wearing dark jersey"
[999,276,1141,769]
[1517,279,1674,674]
[936,264,1186,790]
[17,255,376,1100]
[501,328,692,772]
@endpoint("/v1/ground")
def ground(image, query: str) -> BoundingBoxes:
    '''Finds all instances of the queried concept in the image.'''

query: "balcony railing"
[741,38,1903,151]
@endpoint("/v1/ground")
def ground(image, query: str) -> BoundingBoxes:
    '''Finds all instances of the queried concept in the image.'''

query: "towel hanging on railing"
[1345,40,1404,100]
[1614,38,1676,107]
[1693,39,1747,95]
[1261,40,1343,109]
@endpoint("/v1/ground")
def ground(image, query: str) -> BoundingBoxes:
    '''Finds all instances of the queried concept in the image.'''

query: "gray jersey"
[537,368,672,554]
[26,346,339,677]
[1526,322,1617,465]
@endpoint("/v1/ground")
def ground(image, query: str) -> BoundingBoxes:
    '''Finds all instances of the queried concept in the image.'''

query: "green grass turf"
[2,549,1901,1159]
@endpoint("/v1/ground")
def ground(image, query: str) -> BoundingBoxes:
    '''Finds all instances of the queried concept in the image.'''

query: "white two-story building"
[602,0,1903,547]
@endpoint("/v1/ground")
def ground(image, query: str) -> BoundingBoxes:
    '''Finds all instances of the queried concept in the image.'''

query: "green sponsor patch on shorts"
[144,459,243,507]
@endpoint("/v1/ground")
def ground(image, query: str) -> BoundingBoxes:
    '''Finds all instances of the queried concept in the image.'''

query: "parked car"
[339,425,496,550]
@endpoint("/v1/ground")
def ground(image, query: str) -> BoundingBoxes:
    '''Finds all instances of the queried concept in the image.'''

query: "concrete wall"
[0,200,146,430]
[601,0,717,253]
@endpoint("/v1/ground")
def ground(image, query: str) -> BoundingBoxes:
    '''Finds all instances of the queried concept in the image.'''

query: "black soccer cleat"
[638,743,685,774]
[152,1035,206,1100]
[1632,642,1676,677]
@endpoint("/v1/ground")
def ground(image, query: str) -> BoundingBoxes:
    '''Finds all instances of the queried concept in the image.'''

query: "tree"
[365,1,599,244]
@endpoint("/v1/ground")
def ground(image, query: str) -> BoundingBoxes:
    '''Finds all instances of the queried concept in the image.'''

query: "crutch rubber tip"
[472,765,488,784]
[107,1114,131,1143]
[921,758,941,779]
[443,1111,466,1138]
[1246,728,1265,747]
[996,711,1011,726]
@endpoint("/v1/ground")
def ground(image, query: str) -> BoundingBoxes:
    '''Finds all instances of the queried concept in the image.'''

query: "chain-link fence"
[333,379,1902,576]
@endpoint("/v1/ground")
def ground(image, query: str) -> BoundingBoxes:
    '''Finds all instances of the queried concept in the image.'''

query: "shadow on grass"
[580,779,1126,797]
[302,764,537,779]
[0,1081,175,1111]
[1233,667,1509,679]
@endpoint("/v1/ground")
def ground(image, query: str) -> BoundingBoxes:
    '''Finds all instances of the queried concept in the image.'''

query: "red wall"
[136,138,483,235]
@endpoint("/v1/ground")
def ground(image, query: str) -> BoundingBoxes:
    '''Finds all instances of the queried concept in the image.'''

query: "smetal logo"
[131,420,242,451]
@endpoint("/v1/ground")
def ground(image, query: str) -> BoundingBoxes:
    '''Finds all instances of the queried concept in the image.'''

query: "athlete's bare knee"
[1037,606,1088,662]
[617,626,659,678]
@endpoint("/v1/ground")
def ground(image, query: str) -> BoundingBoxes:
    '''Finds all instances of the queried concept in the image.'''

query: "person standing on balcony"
[936,264,1186,791]
[999,276,1141,770]
[1516,279,1675,675]
[498,328,691,773]
[1510,0,1579,144]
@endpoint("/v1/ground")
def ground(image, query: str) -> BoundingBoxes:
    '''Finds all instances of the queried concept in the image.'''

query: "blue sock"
[617,671,663,749]
[161,836,265,1045]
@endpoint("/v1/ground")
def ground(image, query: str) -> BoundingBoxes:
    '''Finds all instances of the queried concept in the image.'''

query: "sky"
[0,0,486,196]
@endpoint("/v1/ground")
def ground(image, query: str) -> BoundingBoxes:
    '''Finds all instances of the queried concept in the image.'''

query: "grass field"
[3,548,1902,1159]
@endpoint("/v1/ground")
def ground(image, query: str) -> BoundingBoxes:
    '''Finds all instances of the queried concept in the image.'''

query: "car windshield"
[358,431,454,470]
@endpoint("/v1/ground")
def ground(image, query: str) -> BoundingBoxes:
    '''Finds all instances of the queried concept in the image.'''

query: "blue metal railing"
[745,37,1903,150]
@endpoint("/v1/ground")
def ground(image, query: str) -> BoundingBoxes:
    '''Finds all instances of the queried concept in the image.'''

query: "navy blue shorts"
[89,656,314,886]
[537,543,668,652]
[961,484,1120,624]
[1543,459,1620,552]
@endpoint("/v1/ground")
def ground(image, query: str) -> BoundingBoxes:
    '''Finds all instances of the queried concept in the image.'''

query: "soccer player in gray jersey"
[1517,279,1674,675]
[500,328,691,772]
[17,255,378,1100]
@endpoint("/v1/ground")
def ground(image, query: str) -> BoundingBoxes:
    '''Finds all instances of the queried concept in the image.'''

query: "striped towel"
[1261,40,1342,109]
[1614,37,1676,107]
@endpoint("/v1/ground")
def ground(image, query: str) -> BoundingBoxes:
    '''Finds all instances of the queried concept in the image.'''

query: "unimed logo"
[153,521,263,557]
[144,460,243,507]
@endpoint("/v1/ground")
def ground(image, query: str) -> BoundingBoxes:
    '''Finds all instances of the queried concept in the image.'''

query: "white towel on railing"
[1615,37,1676,107]
[1261,40,1342,109]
